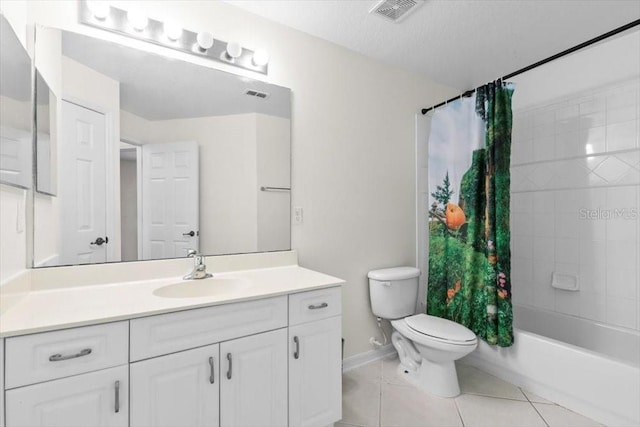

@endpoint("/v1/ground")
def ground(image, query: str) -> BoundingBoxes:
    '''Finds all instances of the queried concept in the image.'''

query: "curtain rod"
[421,19,640,115]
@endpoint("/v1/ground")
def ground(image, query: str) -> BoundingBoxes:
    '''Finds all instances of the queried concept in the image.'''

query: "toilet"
[368,266,477,397]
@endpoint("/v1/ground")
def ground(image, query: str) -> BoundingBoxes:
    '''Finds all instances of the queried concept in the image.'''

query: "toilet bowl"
[390,314,477,397]
[368,267,478,397]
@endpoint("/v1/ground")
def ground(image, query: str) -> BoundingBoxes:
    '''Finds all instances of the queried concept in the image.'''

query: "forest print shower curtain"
[427,81,514,347]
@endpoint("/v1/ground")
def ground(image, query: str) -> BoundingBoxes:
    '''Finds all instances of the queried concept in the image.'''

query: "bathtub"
[463,325,640,427]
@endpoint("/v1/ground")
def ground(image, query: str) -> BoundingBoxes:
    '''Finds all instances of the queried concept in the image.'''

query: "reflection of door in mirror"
[141,141,199,260]
[59,101,108,265]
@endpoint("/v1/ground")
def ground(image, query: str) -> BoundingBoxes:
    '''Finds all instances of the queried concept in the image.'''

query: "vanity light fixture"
[252,49,269,67]
[87,0,110,20]
[164,22,183,42]
[77,0,269,74]
[127,10,148,31]
[226,41,243,59]
[196,31,214,50]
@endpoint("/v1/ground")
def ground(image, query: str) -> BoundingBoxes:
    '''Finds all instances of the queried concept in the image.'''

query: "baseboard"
[342,344,396,372]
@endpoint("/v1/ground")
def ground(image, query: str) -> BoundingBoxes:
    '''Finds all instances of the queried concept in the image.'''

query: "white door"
[289,316,342,427]
[130,344,219,427]
[220,329,288,427]
[59,101,107,265]
[142,141,199,260]
[5,365,128,427]
[0,126,32,189]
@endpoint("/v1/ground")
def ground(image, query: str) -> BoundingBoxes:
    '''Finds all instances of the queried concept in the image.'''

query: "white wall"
[120,157,137,262]
[18,0,456,357]
[509,29,640,333]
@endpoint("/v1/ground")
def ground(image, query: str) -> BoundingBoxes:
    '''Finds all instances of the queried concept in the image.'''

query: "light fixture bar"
[77,0,268,74]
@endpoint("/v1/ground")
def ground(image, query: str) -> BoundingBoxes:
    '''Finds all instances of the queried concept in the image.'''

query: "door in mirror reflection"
[141,141,199,260]
[59,100,107,265]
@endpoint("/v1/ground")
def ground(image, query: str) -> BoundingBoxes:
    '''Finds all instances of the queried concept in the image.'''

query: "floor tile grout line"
[521,387,550,427]
[454,395,466,427]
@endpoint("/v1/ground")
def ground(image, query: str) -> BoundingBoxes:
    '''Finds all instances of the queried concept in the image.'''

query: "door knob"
[182,230,196,237]
[90,237,108,246]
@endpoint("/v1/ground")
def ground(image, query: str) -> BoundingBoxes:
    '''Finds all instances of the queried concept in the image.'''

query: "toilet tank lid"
[368,267,420,281]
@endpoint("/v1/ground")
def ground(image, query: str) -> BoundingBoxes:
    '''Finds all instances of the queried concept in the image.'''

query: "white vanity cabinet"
[130,344,220,427]
[288,288,343,427]
[2,285,343,427]
[220,329,288,427]
[3,322,129,427]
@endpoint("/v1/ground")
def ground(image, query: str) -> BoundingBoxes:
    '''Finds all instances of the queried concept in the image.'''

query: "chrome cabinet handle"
[293,336,300,359]
[308,302,328,310]
[226,353,232,380]
[209,357,215,384]
[49,348,92,362]
[115,380,120,413]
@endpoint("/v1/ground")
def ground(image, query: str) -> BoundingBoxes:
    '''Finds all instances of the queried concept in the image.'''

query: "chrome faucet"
[184,249,213,280]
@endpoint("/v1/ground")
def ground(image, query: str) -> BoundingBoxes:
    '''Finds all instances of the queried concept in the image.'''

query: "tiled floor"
[338,356,603,427]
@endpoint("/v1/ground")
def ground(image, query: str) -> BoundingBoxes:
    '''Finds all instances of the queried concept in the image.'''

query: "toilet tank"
[368,267,420,320]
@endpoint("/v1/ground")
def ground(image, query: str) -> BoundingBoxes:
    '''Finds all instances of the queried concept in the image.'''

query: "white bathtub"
[464,328,640,427]
[514,304,640,367]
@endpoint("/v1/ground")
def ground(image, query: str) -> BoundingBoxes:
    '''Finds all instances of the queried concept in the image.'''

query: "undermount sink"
[153,277,251,298]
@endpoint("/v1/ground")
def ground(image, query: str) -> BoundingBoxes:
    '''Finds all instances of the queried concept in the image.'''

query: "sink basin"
[153,277,251,298]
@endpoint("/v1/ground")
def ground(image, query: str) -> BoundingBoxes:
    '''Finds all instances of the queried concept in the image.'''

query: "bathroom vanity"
[0,256,344,427]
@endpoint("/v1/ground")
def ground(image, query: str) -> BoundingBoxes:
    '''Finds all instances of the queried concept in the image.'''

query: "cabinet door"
[5,365,128,427]
[130,344,219,427]
[289,316,342,427]
[220,328,288,427]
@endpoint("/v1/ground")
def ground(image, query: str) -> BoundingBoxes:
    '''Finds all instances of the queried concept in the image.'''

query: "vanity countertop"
[0,265,344,338]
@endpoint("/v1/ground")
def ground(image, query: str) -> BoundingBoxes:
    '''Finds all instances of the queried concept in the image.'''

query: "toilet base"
[395,359,461,398]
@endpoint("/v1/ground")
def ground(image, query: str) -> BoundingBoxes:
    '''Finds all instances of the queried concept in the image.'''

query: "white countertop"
[0,265,344,338]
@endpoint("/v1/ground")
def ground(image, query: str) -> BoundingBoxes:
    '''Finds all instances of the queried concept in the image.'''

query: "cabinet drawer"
[289,287,341,325]
[5,321,129,389]
[130,296,287,361]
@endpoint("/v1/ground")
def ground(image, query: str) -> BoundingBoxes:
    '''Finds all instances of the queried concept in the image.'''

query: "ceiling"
[226,0,640,90]
[61,31,291,121]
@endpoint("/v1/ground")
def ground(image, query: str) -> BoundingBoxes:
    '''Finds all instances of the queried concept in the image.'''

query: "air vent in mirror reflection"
[245,89,269,99]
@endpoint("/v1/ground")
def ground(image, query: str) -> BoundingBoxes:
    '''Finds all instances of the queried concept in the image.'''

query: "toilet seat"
[405,314,477,344]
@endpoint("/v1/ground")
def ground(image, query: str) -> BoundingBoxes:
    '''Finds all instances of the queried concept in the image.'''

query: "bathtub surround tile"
[455,394,547,427]
[533,403,603,427]
[457,364,527,401]
[605,296,637,329]
[380,382,462,427]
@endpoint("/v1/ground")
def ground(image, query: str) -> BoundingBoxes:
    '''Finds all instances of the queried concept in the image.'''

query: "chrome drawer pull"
[115,380,120,413]
[308,302,328,310]
[293,336,300,359]
[209,357,215,384]
[49,348,92,362]
[227,353,232,380]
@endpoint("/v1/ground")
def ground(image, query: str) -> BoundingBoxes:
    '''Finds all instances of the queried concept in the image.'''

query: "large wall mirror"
[33,27,291,267]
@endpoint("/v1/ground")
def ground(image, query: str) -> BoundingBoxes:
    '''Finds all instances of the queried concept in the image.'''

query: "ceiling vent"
[370,0,421,23]
[245,89,269,99]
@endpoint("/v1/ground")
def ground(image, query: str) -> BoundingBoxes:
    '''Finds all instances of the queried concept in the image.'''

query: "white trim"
[342,344,396,373]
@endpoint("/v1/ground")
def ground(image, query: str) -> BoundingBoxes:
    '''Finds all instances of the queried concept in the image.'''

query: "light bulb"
[87,1,110,20]
[226,41,242,59]
[252,49,269,66]
[164,22,183,41]
[196,31,214,50]
[127,10,148,31]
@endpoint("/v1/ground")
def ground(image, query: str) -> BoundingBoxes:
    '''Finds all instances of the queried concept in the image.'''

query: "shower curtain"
[426,81,514,347]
